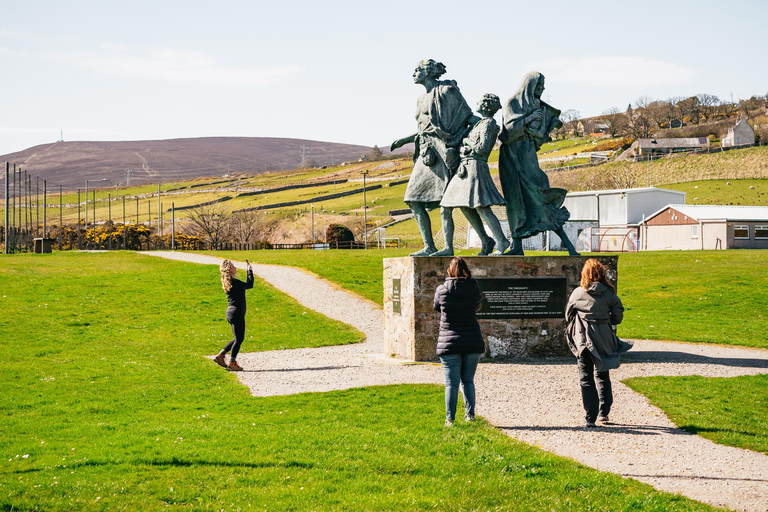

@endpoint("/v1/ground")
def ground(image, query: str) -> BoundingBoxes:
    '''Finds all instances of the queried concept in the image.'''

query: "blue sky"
[1,0,766,155]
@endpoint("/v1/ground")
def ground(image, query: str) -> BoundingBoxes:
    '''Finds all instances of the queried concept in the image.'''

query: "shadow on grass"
[622,351,768,369]
[14,458,315,474]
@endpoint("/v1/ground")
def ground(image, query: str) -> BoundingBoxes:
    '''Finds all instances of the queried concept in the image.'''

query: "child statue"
[440,93,510,255]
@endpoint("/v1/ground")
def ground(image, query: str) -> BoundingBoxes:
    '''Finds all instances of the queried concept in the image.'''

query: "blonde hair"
[220,260,233,292]
[580,258,615,292]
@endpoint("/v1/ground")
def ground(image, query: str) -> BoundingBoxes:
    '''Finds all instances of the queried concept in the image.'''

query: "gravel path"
[144,251,768,511]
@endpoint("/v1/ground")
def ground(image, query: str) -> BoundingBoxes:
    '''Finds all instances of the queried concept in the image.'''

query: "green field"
[625,374,768,454]
[0,252,718,511]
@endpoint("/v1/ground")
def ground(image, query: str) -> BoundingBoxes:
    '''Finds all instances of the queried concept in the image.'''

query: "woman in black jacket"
[433,257,485,426]
[214,259,254,371]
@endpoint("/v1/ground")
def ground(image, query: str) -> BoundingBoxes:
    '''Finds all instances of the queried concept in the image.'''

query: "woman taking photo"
[214,259,254,372]
[565,259,631,427]
[433,257,485,426]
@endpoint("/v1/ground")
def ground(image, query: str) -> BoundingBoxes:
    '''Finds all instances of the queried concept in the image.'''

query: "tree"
[601,107,626,137]
[184,203,230,246]
[229,211,275,244]
[369,145,383,161]
[697,94,721,121]
[677,96,701,125]
[561,109,582,136]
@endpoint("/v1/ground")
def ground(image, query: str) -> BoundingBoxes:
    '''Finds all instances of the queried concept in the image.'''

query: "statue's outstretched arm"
[391,134,417,151]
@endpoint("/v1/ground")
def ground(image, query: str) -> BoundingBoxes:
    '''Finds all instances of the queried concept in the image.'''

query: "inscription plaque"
[476,277,567,319]
[392,278,401,314]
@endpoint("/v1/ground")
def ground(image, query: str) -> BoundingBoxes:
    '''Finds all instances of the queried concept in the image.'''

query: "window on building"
[691,225,699,239]
[756,225,768,239]
[734,225,750,239]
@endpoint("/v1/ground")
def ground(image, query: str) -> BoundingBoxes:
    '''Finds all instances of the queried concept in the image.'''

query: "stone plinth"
[383,256,618,361]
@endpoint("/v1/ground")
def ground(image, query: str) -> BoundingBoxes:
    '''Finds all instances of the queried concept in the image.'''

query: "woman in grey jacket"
[565,258,631,427]
[433,257,485,426]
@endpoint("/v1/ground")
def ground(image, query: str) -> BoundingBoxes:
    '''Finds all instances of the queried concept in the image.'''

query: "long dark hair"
[447,257,472,279]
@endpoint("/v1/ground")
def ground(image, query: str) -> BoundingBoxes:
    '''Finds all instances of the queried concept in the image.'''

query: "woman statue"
[391,59,475,256]
[441,93,510,255]
[498,71,579,255]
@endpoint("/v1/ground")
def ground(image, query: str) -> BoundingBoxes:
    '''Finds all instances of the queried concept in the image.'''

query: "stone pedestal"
[383,256,618,361]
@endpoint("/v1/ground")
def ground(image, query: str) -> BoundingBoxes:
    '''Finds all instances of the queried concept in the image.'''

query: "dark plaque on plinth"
[476,277,567,319]
[392,278,401,314]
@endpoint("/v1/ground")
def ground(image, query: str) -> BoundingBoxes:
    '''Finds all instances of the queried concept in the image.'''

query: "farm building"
[563,187,686,252]
[721,116,755,148]
[630,138,709,158]
[643,204,768,250]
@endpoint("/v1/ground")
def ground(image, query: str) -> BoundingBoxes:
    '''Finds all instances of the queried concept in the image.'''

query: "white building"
[643,204,768,250]
[721,116,755,148]
[563,187,687,252]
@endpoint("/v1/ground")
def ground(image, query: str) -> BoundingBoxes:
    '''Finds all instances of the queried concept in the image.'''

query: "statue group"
[391,59,579,257]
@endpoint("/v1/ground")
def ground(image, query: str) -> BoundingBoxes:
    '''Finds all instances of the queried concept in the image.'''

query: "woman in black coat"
[214,259,254,372]
[433,257,485,426]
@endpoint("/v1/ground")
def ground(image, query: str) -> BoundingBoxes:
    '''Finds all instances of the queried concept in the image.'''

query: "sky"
[1,0,767,156]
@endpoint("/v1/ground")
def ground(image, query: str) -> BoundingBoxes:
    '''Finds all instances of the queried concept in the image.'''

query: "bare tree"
[606,163,641,189]
[601,107,625,137]
[229,211,276,244]
[677,96,701,125]
[697,94,721,121]
[561,109,582,136]
[184,203,230,246]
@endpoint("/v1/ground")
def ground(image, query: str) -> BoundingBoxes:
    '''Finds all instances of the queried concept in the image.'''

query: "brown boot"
[213,354,227,368]
[227,360,243,372]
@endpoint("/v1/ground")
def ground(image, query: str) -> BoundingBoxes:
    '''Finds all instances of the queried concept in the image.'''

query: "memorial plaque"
[476,278,567,319]
[392,278,401,314]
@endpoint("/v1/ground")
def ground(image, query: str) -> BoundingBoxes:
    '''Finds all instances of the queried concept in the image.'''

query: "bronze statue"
[441,94,509,255]
[498,71,579,255]
[391,59,475,256]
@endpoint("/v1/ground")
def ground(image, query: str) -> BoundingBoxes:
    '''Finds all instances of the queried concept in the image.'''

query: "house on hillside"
[721,116,755,147]
[630,138,709,159]
[643,204,768,250]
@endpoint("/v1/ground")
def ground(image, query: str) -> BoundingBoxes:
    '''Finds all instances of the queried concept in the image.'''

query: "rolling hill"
[0,137,400,190]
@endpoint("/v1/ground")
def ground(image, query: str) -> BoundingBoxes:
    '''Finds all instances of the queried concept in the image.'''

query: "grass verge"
[0,252,717,510]
[625,374,768,454]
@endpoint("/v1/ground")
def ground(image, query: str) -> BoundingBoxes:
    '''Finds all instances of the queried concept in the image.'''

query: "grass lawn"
[660,178,768,206]
[624,374,768,454]
[0,252,718,511]
[216,249,768,349]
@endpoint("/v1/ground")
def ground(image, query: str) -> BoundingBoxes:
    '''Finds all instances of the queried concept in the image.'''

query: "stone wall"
[383,255,619,361]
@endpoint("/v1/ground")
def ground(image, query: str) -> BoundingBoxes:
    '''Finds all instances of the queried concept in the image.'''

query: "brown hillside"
[0,137,395,190]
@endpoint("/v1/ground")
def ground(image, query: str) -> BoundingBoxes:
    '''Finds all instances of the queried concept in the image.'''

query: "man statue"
[498,71,579,255]
[391,59,475,256]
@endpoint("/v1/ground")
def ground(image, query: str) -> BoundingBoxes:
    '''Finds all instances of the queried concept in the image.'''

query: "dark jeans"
[577,350,612,423]
[439,353,481,421]
[223,312,245,360]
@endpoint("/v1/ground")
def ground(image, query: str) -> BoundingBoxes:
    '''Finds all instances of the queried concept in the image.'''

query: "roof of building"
[647,204,768,222]
[636,138,708,149]
[566,186,685,197]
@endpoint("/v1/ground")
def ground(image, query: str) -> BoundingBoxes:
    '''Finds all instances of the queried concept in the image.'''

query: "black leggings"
[223,312,246,360]
[577,350,612,423]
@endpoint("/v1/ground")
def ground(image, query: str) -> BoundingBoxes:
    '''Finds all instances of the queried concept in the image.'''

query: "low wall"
[383,256,619,361]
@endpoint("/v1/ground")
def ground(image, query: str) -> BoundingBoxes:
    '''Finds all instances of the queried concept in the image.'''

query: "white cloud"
[60,45,299,87]
[527,55,697,88]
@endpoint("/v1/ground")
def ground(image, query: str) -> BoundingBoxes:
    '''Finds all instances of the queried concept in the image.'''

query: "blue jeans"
[439,353,481,421]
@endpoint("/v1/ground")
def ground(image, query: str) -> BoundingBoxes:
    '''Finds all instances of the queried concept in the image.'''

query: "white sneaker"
[445,419,454,427]
[597,415,609,423]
